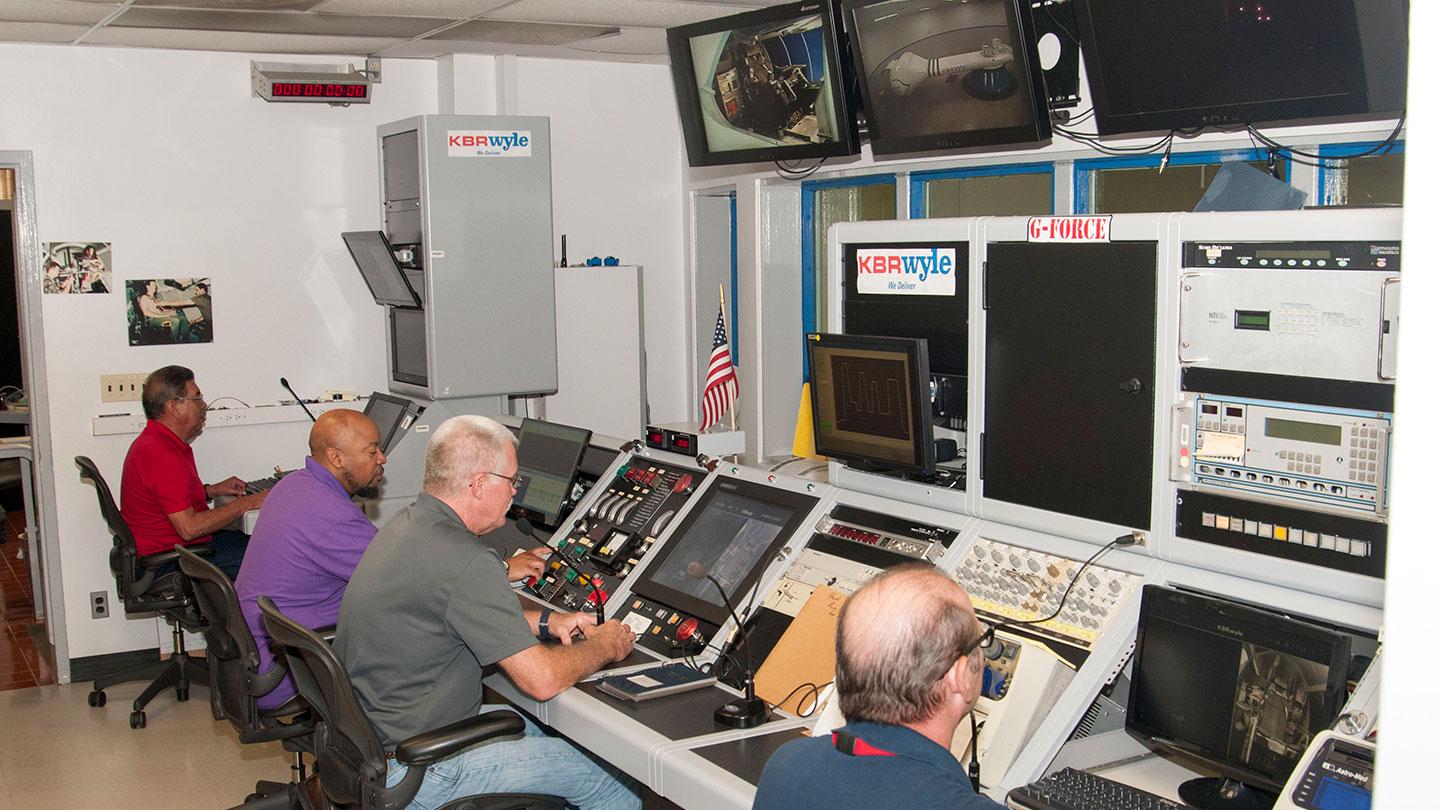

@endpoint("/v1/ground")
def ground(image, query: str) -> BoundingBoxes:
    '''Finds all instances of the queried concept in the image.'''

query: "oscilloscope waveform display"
[832,356,912,441]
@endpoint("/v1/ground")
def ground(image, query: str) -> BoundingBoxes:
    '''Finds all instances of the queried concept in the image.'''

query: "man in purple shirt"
[235,409,387,710]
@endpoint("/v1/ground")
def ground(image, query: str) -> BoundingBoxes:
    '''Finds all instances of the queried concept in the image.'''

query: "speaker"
[1030,0,1081,110]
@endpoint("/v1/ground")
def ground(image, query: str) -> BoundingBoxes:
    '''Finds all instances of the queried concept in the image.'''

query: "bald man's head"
[835,563,983,726]
[310,409,386,497]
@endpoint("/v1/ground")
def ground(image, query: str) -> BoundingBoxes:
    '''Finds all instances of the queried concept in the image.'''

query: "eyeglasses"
[171,396,207,409]
[483,471,524,491]
[960,621,998,660]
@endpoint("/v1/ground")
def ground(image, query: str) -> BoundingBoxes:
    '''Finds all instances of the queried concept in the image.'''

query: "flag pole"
[721,284,736,432]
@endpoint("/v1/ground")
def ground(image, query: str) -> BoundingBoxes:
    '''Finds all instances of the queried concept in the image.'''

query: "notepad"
[595,664,716,702]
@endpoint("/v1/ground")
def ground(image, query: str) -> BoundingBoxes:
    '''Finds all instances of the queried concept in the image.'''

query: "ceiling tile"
[560,26,668,56]
[438,19,621,46]
[0,0,113,25]
[0,21,90,42]
[131,0,327,9]
[83,26,402,54]
[491,0,760,30]
[312,0,512,16]
[111,7,445,37]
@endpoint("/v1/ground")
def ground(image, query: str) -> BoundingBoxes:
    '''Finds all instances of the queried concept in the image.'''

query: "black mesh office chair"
[176,546,315,809]
[258,596,569,810]
[76,455,209,729]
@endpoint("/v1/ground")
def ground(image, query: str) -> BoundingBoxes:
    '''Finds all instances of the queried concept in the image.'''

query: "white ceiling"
[0,0,793,63]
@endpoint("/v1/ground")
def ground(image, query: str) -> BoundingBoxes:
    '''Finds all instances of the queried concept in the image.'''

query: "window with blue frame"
[911,163,1056,218]
[1317,141,1404,207]
[800,176,898,351]
[1075,149,1292,214]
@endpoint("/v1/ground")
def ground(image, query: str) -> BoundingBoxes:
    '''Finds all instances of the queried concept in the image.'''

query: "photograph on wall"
[42,241,113,294]
[126,278,213,346]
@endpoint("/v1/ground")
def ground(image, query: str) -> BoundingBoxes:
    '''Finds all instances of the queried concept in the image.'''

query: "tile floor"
[0,678,298,808]
[1,511,54,691]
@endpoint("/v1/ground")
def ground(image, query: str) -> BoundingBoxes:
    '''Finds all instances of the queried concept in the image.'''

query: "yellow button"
[1274,526,1288,541]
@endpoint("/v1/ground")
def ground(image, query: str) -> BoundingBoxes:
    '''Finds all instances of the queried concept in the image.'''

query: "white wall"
[0,43,438,662]
[515,58,689,426]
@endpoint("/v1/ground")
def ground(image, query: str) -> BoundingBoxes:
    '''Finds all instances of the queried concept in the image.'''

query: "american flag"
[700,304,737,432]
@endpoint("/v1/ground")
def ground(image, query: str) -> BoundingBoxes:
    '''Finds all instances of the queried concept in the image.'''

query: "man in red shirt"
[120,365,268,578]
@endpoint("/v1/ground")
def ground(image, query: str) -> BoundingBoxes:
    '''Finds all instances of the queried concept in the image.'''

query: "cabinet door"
[982,241,1157,530]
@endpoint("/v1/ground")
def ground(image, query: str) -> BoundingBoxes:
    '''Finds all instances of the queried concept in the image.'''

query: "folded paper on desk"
[754,585,846,714]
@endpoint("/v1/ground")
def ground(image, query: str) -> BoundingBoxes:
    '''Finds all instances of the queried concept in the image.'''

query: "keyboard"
[244,469,293,495]
[1008,768,1184,810]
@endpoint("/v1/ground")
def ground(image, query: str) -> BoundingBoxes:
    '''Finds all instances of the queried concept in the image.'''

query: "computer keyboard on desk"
[1008,768,1184,810]
[244,469,292,495]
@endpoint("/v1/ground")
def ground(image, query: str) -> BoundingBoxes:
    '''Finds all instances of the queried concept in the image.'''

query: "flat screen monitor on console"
[631,477,819,630]
[1127,585,1356,810]
[361,392,419,456]
[806,332,935,475]
[512,418,593,526]
[341,231,421,308]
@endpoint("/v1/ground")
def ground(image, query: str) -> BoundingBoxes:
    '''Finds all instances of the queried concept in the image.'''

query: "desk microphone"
[279,377,316,422]
[516,518,605,624]
[686,562,765,729]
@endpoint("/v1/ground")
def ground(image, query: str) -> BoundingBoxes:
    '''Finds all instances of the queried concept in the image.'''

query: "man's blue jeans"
[385,706,641,810]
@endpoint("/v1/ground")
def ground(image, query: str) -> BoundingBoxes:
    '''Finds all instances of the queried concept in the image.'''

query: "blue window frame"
[729,191,739,366]
[799,175,898,376]
[909,162,1056,218]
[1074,147,1288,214]
[1316,140,1405,207]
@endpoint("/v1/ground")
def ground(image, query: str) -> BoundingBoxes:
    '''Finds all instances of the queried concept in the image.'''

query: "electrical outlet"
[90,590,109,619]
[100,373,148,403]
[323,389,358,402]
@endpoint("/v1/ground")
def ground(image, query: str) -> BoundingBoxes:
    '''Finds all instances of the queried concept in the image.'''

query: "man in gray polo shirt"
[337,414,640,809]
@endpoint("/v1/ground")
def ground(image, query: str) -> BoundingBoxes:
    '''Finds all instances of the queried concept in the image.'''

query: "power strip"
[91,400,353,437]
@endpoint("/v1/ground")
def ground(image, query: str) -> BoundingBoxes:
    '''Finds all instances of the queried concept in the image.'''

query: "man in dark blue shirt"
[753,563,1003,810]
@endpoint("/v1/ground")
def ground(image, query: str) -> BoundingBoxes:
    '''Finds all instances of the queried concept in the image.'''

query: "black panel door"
[982,241,1158,529]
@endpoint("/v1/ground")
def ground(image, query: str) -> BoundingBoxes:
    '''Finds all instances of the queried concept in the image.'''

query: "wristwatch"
[538,608,556,642]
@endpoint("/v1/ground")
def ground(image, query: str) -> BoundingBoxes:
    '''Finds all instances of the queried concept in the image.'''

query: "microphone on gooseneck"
[279,377,316,422]
[687,562,766,729]
[516,518,605,624]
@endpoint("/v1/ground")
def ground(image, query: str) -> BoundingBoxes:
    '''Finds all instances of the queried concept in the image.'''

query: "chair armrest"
[141,543,214,569]
[314,625,336,644]
[394,710,526,768]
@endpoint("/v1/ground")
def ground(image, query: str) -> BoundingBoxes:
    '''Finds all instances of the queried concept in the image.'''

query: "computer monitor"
[1127,585,1354,808]
[1073,0,1408,136]
[806,332,935,474]
[361,392,418,456]
[841,0,1052,156]
[666,0,861,167]
[341,231,421,308]
[513,418,593,526]
[632,477,819,629]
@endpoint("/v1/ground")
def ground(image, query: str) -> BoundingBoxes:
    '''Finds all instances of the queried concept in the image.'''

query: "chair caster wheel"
[130,711,147,729]
[88,690,107,707]
[177,687,190,702]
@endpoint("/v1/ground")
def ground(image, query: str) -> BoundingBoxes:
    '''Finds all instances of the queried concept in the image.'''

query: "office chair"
[176,546,314,810]
[258,596,569,810]
[76,455,210,729]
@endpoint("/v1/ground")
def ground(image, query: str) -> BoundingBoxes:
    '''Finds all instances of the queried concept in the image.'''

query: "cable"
[1245,114,1405,165]
[991,532,1141,634]
[774,157,828,180]
[205,396,252,409]
[766,681,826,717]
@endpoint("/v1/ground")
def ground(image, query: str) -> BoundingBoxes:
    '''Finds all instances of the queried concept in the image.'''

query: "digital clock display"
[270,82,368,100]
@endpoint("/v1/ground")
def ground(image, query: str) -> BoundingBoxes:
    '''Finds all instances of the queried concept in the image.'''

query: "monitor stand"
[1178,777,1277,810]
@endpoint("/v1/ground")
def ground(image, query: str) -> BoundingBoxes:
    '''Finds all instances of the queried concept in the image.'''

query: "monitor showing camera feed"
[842,0,1051,155]
[667,1,860,167]
[807,333,935,474]
[633,478,819,628]
[513,418,592,525]
[341,231,421,308]
[361,392,418,456]
[1127,585,1353,797]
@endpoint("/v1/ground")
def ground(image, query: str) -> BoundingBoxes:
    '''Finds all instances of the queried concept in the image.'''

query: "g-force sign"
[447,130,532,157]
[855,247,957,295]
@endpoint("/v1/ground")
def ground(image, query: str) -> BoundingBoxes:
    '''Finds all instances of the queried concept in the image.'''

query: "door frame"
[2,150,69,683]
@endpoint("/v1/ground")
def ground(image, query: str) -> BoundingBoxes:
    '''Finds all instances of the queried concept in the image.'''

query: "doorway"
[0,156,63,689]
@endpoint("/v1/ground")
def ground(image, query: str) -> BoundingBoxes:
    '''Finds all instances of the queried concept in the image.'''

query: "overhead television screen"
[667,1,860,167]
[843,0,1051,155]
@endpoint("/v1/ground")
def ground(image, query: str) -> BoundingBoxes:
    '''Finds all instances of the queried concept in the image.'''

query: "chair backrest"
[259,596,413,809]
[176,546,294,739]
[74,455,161,605]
